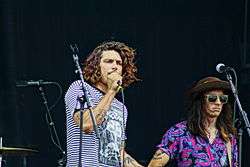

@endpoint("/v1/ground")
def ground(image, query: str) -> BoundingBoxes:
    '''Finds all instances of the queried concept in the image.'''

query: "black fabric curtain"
[1,0,250,166]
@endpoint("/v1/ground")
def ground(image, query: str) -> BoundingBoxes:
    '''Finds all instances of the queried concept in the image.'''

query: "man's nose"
[215,97,222,104]
[112,62,119,69]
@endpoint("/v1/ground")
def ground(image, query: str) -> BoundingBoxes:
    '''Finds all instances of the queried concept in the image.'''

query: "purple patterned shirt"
[158,121,238,167]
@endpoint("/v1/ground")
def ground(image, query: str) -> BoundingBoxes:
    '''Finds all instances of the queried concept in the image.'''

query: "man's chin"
[207,112,220,118]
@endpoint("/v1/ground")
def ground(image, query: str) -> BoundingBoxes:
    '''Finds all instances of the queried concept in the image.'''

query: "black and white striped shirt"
[65,80,127,167]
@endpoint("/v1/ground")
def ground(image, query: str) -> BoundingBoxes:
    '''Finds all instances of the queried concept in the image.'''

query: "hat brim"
[188,80,231,98]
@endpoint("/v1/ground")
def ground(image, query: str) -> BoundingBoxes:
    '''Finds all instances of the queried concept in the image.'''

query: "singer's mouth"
[212,108,221,112]
[108,71,117,75]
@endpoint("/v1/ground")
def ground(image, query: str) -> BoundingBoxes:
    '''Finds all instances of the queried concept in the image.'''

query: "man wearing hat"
[148,76,238,167]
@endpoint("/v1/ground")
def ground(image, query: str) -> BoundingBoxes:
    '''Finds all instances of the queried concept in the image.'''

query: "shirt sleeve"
[157,125,181,159]
[65,80,86,118]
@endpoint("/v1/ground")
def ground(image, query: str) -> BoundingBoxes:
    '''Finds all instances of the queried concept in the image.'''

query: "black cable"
[45,114,64,153]
[44,82,64,152]
[43,82,64,151]
[38,83,66,166]
[48,82,63,111]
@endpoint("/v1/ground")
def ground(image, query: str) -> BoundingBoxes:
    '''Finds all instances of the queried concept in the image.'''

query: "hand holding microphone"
[116,80,123,91]
[107,71,123,92]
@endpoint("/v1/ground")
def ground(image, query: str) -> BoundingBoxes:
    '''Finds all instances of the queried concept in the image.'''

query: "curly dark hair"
[186,90,236,142]
[83,41,139,87]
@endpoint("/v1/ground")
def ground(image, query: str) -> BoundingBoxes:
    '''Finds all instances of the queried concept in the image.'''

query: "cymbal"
[0,147,38,156]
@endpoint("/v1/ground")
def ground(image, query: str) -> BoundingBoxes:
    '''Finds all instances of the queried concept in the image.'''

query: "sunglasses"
[205,94,228,104]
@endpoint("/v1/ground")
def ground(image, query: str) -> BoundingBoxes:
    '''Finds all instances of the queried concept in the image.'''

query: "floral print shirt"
[158,121,238,167]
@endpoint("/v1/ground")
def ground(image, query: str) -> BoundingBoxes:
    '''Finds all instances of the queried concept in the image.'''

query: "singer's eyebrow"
[103,58,122,65]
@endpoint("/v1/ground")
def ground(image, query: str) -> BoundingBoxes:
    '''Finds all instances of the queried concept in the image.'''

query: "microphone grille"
[216,63,225,73]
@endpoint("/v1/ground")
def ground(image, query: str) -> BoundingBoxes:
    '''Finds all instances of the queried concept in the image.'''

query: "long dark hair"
[186,90,236,142]
[83,41,139,87]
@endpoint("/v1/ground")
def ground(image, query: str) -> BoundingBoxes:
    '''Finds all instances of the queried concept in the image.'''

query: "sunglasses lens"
[207,95,217,102]
[206,95,228,104]
[219,95,228,104]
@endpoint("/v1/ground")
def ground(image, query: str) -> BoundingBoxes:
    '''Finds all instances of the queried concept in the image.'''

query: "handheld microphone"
[216,63,233,73]
[16,80,54,87]
[117,80,123,91]
[107,71,123,90]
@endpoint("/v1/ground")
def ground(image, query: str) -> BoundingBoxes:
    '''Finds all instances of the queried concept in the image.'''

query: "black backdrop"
[1,0,250,166]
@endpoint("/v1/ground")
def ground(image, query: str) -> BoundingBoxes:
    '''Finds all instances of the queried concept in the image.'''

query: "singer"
[148,76,238,167]
[65,41,143,166]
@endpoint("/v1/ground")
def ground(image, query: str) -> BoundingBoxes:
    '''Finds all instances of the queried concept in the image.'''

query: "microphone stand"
[224,70,250,167]
[38,85,66,167]
[70,44,100,167]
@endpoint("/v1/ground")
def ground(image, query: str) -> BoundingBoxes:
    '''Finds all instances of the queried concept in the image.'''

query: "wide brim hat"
[187,76,231,99]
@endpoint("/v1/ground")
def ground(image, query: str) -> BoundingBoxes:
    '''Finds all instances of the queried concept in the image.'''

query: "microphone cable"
[120,87,126,167]
[42,82,66,166]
